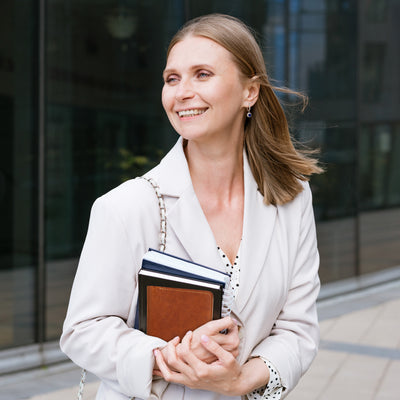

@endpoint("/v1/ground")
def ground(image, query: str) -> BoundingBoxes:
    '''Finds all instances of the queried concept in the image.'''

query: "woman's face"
[162,35,250,145]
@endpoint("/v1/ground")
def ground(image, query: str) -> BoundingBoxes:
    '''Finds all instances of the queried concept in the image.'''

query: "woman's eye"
[165,75,179,83]
[198,71,211,79]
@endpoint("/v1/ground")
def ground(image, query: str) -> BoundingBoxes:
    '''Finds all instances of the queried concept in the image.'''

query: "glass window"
[0,0,37,349]
[358,0,400,275]
[44,0,185,341]
[366,0,388,23]
[388,124,400,205]
[307,123,358,282]
[290,0,358,282]
[360,124,394,209]
[359,123,400,274]
[362,42,386,103]
[359,207,400,275]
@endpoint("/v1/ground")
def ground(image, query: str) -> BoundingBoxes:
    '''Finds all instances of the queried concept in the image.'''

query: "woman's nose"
[175,78,195,101]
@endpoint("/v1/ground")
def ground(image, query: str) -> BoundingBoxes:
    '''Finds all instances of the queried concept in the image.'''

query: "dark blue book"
[141,248,230,286]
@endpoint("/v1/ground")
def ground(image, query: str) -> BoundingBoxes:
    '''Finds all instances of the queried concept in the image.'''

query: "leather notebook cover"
[138,271,223,341]
[147,286,214,342]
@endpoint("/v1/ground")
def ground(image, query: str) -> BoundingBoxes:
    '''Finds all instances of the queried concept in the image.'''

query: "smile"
[177,109,207,118]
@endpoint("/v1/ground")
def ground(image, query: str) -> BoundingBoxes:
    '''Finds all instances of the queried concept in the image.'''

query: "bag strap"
[77,369,86,400]
[142,177,167,252]
[76,177,166,399]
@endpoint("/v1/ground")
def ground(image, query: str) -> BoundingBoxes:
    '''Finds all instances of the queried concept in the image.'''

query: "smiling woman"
[60,13,322,400]
[160,34,260,264]
[161,36,257,154]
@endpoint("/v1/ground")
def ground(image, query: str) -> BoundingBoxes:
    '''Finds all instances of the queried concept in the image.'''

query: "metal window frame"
[37,0,46,345]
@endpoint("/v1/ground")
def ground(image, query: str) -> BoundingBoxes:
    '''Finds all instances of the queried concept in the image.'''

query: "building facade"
[0,0,399,371]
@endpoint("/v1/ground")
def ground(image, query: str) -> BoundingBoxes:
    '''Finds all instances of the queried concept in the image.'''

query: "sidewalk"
[1,280,399,400]
[287,280,400,400]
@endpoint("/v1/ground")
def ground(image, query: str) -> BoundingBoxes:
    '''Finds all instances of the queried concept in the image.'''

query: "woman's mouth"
[177,109,207,118]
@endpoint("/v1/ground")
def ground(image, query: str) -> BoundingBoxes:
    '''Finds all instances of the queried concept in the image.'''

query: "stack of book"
[137,249,231,342]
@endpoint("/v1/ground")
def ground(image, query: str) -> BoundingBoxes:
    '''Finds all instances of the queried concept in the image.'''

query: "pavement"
[0,279,399,400]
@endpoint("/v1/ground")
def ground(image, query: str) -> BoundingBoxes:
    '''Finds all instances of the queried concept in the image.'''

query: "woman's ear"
[244,76,260,107]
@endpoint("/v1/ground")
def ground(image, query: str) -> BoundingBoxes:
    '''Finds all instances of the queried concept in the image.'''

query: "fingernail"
[201,334,209,343]
[153,349,159,356]
[232,318,238,325]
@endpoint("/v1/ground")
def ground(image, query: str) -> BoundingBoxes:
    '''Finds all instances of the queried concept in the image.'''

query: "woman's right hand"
[177,317,240,363]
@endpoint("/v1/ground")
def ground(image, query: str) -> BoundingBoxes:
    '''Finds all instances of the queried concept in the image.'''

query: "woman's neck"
[184,137,244,200]
[184,136,245,263]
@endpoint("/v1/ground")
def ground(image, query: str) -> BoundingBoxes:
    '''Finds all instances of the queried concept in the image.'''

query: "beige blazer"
[60,137,320,400]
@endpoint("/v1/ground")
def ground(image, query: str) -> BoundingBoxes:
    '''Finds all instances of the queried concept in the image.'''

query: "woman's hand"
[153,330,269,396]
[177,317,239,363]
[154,330,243,395]
[153,317,239,372]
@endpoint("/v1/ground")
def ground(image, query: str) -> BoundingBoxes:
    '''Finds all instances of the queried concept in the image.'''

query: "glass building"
[1,0,399,373]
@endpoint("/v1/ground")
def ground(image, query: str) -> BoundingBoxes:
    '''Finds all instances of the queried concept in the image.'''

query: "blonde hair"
[167,14,323,205]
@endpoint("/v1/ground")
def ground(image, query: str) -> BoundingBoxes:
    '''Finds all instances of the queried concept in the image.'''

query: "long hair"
[167,14,323,205]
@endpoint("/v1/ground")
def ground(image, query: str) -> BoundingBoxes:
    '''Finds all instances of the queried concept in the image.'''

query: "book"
[137,249,232,342]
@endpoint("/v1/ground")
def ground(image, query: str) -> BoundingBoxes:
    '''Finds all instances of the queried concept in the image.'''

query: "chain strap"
[76,177,166,399]
[77,368,86,400]
[142,177,167,252]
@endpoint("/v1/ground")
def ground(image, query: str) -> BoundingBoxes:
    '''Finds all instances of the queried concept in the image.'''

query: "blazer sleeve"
[60,194,167,399]
[250,183,320,397]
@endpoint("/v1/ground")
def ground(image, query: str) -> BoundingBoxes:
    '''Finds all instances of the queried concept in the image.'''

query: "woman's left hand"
[153,330,244,396]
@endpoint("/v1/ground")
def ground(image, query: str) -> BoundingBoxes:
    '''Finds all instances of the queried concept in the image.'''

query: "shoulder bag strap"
[142,177,167,252]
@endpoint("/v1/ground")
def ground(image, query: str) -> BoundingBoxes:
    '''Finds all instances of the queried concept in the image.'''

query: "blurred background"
[0,0,399,375]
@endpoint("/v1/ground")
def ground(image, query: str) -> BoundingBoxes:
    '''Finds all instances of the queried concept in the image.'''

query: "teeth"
[178,109,206,117]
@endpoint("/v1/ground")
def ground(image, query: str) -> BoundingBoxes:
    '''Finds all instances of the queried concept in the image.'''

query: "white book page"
[143,250,230,285]
[139,269,222,290]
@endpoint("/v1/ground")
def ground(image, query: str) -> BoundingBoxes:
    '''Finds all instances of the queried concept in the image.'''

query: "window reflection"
[362,43,386,103]
[360,208,400,274]
[44,0,184,341]
[0,0,37,349]
[307,123,357,282]
[360,124,400,209]
[366,0,388,23]
[359,123,400,273]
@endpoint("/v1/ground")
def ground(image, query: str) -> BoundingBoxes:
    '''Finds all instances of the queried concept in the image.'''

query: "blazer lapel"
[235,154,277,313]
[146,138,225,272]
[167,186,225,271]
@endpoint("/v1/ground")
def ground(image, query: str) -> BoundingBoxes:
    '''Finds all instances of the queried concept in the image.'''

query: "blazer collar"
[237,153,277,313]
[148,137,192,197]
[146,138,277,313]
[145,137,223,270]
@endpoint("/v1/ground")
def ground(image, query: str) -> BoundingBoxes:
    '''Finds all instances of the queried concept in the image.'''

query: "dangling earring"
[246,105,252,118]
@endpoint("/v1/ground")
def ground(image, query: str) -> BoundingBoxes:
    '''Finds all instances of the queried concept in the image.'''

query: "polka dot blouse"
[217,245,284,400]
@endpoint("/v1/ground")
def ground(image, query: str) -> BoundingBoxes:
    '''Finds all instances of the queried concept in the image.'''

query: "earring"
[246,105,252,118]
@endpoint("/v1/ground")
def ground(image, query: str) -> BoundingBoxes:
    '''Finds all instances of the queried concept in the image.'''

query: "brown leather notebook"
[138,270,223,342]
[147,286,214,341]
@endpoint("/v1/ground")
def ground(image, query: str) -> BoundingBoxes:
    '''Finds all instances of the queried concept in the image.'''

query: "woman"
[61,14,322,400]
